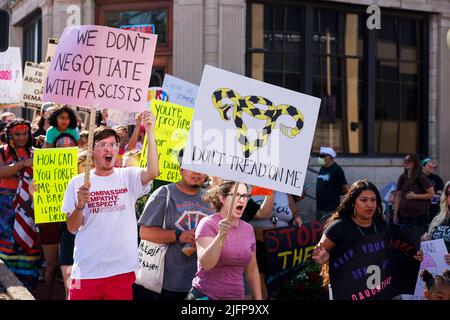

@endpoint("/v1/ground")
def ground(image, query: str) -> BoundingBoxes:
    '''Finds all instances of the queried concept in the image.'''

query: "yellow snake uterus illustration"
[212,88,305,158]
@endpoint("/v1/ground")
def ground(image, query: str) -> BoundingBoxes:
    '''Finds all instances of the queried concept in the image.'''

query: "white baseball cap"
[319,146,337,158]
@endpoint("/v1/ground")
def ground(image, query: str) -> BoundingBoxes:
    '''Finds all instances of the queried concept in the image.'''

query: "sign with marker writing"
[181,65,320,195]
[0,47,22,105]
[20,62,45,105]
[140,100,194,182]
[33,147,78,224]
[41,38,59,93]
[162,74,198,109]
[264,221,322,296]
[402,239,449,300]
[329,228,421,300]
[43,25,157,111]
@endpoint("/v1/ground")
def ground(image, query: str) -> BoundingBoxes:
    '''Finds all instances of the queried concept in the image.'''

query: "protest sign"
[162,74,198,108]
[402,239,449,300]
[107,88,168,127]
[264,221,323,296]
[20,62,45,105]
[43,25,157,111]
[41,38,59,93]
[106,109,137,127]
[329,227,422,300]
[0,47,22,104]
[140,100,194,183]
[33,147,78,224]
[181,65,320,196]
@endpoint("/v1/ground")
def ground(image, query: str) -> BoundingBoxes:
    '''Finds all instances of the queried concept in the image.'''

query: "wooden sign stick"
[219,182,240,247]
[84,107,97,185]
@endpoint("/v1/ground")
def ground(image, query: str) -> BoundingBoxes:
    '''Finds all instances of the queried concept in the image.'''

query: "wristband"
[75,203,85,210]
[175,229,182,243]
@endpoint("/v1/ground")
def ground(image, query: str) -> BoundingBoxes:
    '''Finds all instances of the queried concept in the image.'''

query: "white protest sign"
[401,239,449,300]
[20,62,45,105]
[181,65,320,195]
[43,25,157,111]
[0,47,22,104]
[162,74,199,108]
[106,109,137,127]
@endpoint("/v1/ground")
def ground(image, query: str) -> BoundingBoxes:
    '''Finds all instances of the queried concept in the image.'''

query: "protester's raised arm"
[140,110,159,185]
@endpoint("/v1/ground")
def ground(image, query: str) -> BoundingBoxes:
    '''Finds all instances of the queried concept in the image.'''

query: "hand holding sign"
[218,219,232,239]
[312,242,329,265]
[76,182,90,209]
[142,110,156,132]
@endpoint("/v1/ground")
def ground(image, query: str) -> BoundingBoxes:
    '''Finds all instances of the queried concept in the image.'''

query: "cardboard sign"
[140,100,194,183]
[43,25,157,111]
[106,88,168,127]
[33,147,78,224]
[41,38,59,94]
[402,239,449,300]
[329,228,422,300]
[20,62,45,105]
[162,74,199,108]
[264,221,323,296]
[181,65,320,196]
[0,47,22,104]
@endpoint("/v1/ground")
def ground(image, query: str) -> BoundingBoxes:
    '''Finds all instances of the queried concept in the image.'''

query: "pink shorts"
[68,271,135,300]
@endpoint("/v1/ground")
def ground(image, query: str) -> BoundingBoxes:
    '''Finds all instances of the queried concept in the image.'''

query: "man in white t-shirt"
[62,110,159,300]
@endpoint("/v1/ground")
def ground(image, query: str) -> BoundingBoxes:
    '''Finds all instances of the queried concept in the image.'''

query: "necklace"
[355,220,378,236]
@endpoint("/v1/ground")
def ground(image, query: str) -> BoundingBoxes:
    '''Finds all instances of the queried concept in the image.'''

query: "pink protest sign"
[43,25,157,112]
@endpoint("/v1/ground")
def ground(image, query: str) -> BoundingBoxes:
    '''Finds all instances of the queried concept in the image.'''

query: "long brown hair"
[403,154,422,186]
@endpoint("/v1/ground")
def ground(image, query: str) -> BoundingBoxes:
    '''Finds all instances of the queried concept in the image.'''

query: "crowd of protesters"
[0,105,449,301]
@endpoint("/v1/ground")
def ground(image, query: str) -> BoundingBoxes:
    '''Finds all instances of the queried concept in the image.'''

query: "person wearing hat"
[422,157,444,224]
[315,146,349,224]
[136,149,214,300]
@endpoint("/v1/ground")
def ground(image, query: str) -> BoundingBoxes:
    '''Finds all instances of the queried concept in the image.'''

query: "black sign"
[264,221,322,296]
[329,227,422,300]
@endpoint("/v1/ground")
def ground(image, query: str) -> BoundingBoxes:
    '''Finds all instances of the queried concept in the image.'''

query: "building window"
[104,9,168,45]
[23,10,42,65]
[375,16,423,154]
[312,8,365,154]
[97,1,173,87]
[247,1,427,156]
[248,3,304,91]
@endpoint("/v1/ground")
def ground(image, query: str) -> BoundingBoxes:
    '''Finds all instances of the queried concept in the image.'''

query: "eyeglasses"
[224,193,251,201]
[94,142,120,150]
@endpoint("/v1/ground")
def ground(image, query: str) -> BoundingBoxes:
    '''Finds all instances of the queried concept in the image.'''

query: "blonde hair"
[427,180,450,236]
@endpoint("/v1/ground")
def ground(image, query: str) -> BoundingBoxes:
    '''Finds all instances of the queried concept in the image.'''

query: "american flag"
[12,166,38,252]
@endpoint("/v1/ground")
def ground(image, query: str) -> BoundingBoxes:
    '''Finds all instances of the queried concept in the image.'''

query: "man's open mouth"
[104,155,113,163]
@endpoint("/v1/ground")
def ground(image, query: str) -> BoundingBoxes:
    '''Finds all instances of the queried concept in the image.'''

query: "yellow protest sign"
[140,100,193,182]
[33,147,78,224]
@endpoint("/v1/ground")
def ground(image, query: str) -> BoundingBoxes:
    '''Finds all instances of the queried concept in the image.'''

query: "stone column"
[218,0,245,75]
[173,0,204,84]
[437,14,450,182]
[39,0,53,58]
